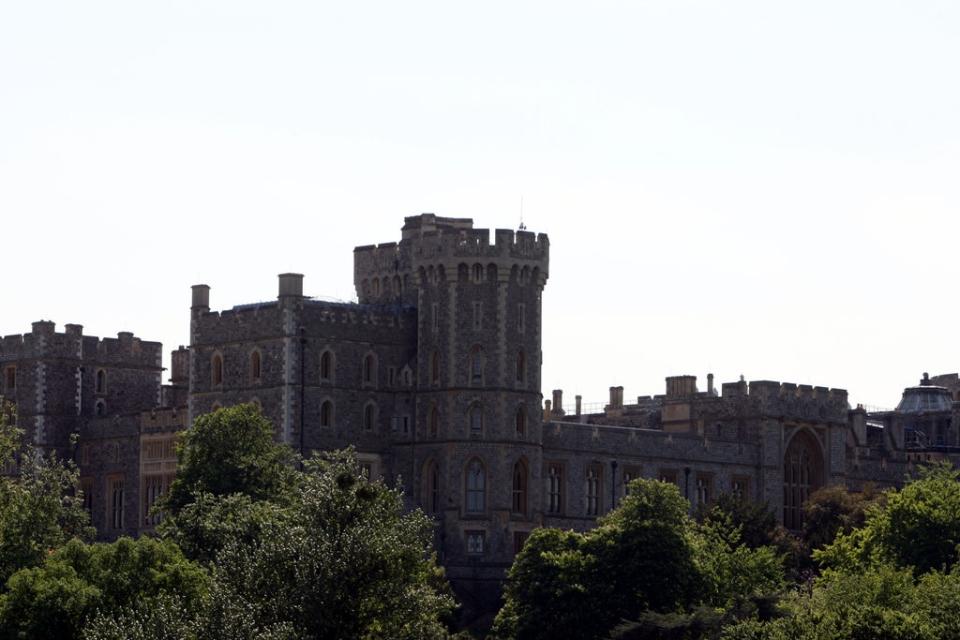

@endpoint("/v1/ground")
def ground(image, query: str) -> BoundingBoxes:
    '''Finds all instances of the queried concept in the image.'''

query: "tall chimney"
[552,390,564,416]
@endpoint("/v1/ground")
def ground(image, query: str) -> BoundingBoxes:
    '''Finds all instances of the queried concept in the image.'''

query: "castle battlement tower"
[355,213,549,594]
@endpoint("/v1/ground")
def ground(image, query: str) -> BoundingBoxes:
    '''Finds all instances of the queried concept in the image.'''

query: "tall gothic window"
[469,346,483,385]
[469,404,483,437]
[363,354,376,385]
[783,431,824,530]
[429,405,439,439]
[109,476,125,530]
[512,460,528,515]
[363,403,376,431]
[431,351,440,385]
[465,459,485,513]
[516,350,526,383]
[547,464,563,514]
[96,369,107,394]
[585,464,602,516]
[515,407,526,436]
[424,461,440,515]
[320,350,333,381]
[212,354,223,386]
[250,351,261,381]
[320,400,333,428]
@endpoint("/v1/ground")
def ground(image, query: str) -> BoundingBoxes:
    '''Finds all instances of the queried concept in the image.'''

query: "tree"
[96,450,455,640]
[492,528,607,640]
[157,492,293,565]
[0,402,94,587]
[0,537,209,640]
[158,404,298,517]
[201,450,454,640]
[816,463,960,575]
[494,479,785,640]
[801,483,884,553]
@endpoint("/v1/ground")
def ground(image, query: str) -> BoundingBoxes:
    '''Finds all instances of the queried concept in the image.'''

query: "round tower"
[385,215,549,593]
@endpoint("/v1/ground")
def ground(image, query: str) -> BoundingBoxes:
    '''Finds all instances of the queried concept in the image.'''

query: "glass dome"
[896,374,955,414]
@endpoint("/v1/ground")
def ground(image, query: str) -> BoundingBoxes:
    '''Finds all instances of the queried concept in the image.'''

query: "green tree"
[801,483,884,553]
[202,450,454,640]
[494,479,775,640]
[158,404,298,517]
[96,450,455,640]
[817,463,960,574]
[157,492,293,565]
[492,528,607,640]
[0,402,94,587]
[0,536,209,640]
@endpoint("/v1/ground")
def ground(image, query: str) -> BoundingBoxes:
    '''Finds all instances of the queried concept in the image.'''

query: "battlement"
[739,380,848,404]
[0,322,161,367]
[354,222,548,271]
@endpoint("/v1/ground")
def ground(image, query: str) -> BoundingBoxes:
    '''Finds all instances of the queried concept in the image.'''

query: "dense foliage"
[492,479,784,640]
[0,403,94,588]
[159,404,299,515]
[0,537,208,640]
[99,404,454,640]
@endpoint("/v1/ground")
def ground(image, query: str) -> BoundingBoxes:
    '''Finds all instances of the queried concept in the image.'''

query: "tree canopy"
[158,404,299,516]
[0,403,94,588]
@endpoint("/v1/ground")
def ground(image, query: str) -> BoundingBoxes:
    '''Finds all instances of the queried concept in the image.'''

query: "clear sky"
[1,1,958,409]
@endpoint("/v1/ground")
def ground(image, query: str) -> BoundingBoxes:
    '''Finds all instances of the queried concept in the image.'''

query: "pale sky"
[2,1,958,409]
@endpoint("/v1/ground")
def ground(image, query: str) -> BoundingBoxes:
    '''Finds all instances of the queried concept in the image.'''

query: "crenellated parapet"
[741,380,849,423]
[0,322,161,368]
[353,213,549,302]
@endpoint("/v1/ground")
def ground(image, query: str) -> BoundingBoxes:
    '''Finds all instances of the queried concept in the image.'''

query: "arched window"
[515,407,526,436]
[362,354,376,385]
[424,461,440,514]
[429,405,440,439]
[516,350,526,383]
[512,459,528,515]
[393,275,401,295]
[372,279,380,297]
[469,404,483,437]
[363,403,376,431]
[361,279,370,298]
[212,354,223,386]
[382,276,391,296]
[469,346,483,385]
[431,351,441,385]
[472,264,483,283]
[320,350,333,381]
[95,400,106,417]
[783,430,824,530]
[320,400,334,428]
[486,263,497,282]
[95,369,107,394]
[465,459,485,513]
[250,351,261,381]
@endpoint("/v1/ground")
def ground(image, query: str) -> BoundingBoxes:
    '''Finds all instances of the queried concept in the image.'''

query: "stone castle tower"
[353,214,549,588]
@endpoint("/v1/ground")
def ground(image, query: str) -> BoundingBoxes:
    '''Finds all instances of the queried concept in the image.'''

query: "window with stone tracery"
[783,431,823,530]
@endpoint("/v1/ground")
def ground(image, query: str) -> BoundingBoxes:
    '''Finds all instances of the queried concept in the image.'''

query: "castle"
[2,214,958,603]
